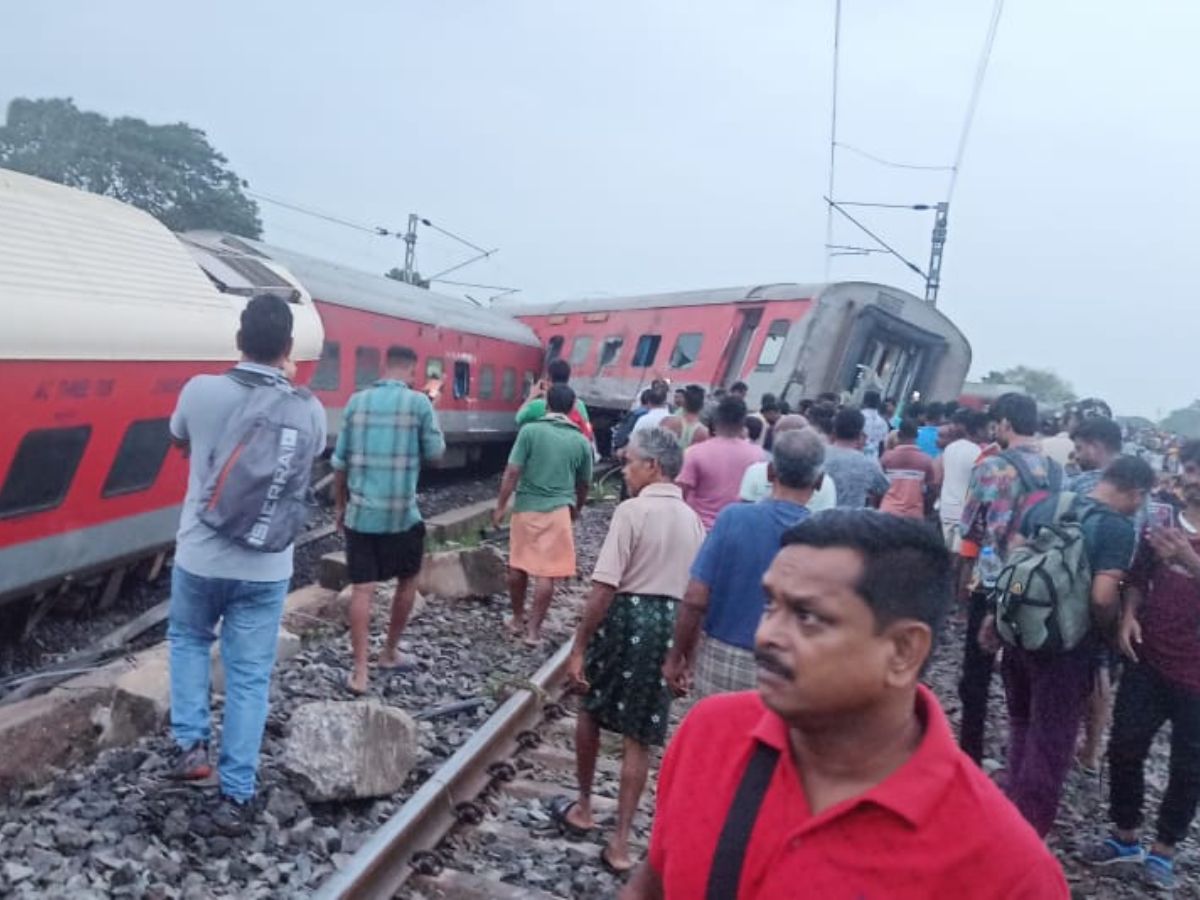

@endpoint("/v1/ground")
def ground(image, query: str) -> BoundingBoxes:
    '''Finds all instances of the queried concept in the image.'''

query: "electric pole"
[401,213,420,285]
[924,202,948,305]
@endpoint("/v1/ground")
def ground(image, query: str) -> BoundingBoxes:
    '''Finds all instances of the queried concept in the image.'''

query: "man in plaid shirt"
[333,346,445,694]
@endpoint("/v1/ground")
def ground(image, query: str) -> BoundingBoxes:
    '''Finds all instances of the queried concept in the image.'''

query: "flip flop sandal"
[599,845,636,877]
[345,675,368,697]
[547,795,593,839]
[377,659,417,673]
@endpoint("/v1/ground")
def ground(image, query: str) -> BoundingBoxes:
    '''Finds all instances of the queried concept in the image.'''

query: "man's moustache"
[754,649,795,680]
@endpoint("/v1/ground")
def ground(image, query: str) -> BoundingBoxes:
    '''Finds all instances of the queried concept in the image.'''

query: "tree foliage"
[980,366,1076,404]
[1161,401,1200,439]
[0,97,261,237]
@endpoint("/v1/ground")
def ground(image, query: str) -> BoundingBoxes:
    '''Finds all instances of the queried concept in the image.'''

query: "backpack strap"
[1050,491,1080,523]
[706,742,780,899]
[1001,449,1045,495]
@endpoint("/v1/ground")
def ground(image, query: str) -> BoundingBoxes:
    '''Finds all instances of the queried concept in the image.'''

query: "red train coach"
[508,281,971,422]
[0,170,324,608]
[182,233,545,467]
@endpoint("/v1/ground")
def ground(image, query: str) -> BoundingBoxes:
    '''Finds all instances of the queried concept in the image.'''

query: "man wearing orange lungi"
[493,384,593,645]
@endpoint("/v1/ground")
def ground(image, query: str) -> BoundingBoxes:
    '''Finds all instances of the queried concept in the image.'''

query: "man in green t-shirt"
[494,384,593,644]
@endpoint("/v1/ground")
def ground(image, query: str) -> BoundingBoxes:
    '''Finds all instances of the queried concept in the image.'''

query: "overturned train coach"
[508,281,972,425]
[0,169,543,610]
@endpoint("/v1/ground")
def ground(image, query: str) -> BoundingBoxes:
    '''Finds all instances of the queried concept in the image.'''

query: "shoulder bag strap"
[706,742,780,900]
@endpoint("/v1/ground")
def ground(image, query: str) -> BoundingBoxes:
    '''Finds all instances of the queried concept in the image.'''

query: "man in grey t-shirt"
[167,295,325,822]
[825,408,890,508]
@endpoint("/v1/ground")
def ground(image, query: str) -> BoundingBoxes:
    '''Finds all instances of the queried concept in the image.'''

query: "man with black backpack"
[956,392,1061,764]
[167,294,326,825]
[987,456,1152,837]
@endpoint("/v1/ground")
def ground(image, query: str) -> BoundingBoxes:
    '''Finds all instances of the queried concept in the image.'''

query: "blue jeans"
[168,565,288,801]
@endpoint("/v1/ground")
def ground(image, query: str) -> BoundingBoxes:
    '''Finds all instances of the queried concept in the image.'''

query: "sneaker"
[171,742,212,781]
[1083,835,1145,867]
[211,796,254,836]
[1143,853,1176,892]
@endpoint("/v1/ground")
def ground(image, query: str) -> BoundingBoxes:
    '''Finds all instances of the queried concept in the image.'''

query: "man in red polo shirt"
[623,510,1067,899]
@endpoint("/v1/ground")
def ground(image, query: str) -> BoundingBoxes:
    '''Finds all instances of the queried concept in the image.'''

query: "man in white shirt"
[938,410,990,548]
[630,385,671,436]
[739,415,837,511]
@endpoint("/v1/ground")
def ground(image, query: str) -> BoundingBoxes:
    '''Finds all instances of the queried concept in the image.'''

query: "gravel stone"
[3,862,33,882]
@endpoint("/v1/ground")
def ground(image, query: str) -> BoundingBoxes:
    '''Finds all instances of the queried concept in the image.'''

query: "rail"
[313,638,574,900]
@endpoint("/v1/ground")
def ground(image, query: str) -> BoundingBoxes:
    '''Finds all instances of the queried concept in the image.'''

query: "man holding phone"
[1087,440,1200,891]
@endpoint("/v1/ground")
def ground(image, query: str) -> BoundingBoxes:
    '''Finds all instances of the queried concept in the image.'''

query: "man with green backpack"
[986,455,1154,837]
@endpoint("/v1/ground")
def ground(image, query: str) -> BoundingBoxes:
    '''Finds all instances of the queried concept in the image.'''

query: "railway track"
[315,638,663,900]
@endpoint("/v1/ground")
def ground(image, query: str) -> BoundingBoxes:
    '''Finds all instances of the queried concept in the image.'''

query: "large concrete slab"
[318,551,349,591]
[417,545,507,600]
[100,644,171,749]
[0,683,113,792]
[281,584,345,633]
[425,498,497,545]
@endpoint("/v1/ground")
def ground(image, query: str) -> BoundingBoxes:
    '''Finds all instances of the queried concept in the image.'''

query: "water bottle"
[978,546,1003,590]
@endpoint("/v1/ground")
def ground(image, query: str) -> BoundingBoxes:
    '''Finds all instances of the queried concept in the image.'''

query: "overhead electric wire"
[421,220,491,256]
[246,190,397,236]
[835,142,954,172]
[824,197,928,279]
[835,201,936,210]
[946,0,1005,204]
[246,187,518,294]
[432,278,520,293]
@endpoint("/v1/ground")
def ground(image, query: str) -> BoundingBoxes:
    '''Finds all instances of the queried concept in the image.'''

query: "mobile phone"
[1149,501,1177,531]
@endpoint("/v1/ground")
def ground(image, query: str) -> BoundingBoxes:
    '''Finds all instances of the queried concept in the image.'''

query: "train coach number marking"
[33,378,116,400]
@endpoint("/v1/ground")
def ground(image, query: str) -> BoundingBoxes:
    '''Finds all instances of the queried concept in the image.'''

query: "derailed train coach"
[507,281,972,424]
[0,168,325,608]
[0,169,543,610]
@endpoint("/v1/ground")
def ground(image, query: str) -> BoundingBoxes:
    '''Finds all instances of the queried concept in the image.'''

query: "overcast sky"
[4,2,1195,418]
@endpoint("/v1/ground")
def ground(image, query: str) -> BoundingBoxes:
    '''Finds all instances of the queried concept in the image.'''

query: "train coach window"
[102,419,172,498]
[501,367,517,401]
[311,341,340,391]
[426,357,444,382]
[479,365,496,399]
[546,336,564,362]
[632,334,661,368]
[453,361,471,399]
[598,336,623,369]
[669,333,703,369]
[0,425,92,519]
[355,347,381,388]
[568,336,593,366]
[756,319,790,371]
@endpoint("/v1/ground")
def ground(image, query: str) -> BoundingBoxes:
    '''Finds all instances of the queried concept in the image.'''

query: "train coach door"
[718,307,763,388]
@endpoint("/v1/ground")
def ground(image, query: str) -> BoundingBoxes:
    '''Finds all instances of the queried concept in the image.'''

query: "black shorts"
[345,522,426,584]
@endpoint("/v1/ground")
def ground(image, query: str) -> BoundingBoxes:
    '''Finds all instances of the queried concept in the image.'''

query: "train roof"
[502,282,831,315]
[185,232,541,348]
[0,168,300,361]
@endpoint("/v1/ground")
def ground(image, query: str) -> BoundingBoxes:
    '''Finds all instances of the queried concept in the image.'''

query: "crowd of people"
[163,296,1199,894]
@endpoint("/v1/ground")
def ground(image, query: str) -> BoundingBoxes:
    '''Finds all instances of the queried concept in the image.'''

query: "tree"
[0,97,261,237]
[1161,401,1200,439]
[980,366,1076,404]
